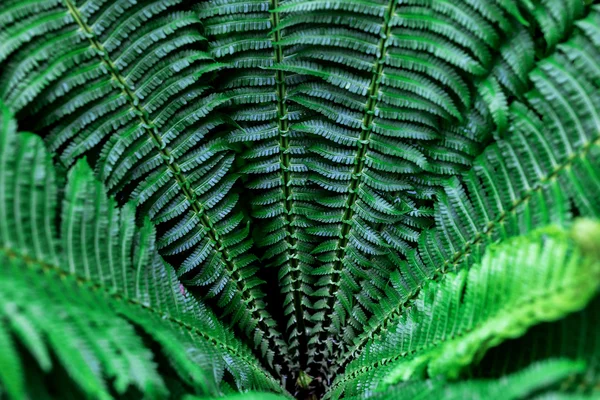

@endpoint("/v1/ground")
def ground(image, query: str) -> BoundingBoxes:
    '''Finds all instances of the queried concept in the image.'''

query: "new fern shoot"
[0,0,599,399]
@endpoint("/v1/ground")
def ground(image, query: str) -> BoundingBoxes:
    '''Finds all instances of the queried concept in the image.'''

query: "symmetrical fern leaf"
[198,0,315,373]
[0,104,283,398]
[332,4,600,377]
[328,222,600,398]
[0,0,289,371]
[266,0,593,378]
[1,0,600,399]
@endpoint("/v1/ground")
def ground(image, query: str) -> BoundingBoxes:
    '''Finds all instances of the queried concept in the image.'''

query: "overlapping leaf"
[329,222,600,398]
[1,0,600,398]
[269,0,590,378]
[199,0,316,372]
[334,6,600,378]
[0,0,289,372]
[0,105,284,399]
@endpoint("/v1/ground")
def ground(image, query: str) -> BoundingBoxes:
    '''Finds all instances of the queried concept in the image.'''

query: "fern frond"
[0,105,284,398]
[334,6,600,375]
[329,222,600,398]
[199,0,318,373]
[341,359,587,400]
[2,0,600,397]
[277,0,587,377]
[0,0,289,372]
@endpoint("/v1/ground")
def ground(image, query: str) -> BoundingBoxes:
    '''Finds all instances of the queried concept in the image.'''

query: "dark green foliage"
[1,0,600,399]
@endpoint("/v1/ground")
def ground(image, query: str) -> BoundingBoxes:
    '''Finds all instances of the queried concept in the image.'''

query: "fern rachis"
[0,0,600,399]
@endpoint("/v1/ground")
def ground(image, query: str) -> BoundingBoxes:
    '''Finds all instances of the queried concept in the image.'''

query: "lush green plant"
[0,0,599,399]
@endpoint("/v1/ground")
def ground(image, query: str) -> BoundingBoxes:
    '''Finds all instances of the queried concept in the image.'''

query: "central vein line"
[62,0,285,363]
[320,0,398,339]
[270,0,308,368]
[335,135,600,372]
[2,247,277,385]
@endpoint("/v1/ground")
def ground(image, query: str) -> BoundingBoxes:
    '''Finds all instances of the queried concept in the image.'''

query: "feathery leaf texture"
[328,222,600,398]
[0,0,289,373]
[342,359,588,400]
[332,5,600,377]
[199,0,314,371]
[0,104,283,399]
[1,0,600,399]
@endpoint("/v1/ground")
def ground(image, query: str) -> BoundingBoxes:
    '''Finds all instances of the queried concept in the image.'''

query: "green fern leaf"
[0,104,284,398]
[2,0,600,398]
[341,359,587,400]
[0,0,292,373]
[330,222,600,398]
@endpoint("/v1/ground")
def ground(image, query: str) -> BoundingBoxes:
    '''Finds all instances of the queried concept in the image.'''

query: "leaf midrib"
[336,135,600,371]
[0,246,279,387]
[61,0,284,361]
[317,0,398,346]
[270,0,308,368]
[331,257,599,391]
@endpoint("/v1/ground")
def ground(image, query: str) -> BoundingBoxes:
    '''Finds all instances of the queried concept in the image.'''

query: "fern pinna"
[0,0,599,399]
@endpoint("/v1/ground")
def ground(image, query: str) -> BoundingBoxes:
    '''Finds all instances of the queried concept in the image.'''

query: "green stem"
[270,0,308,369]
[62,0,286,365]
[335,135,600,372]
[315,0,398,358]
